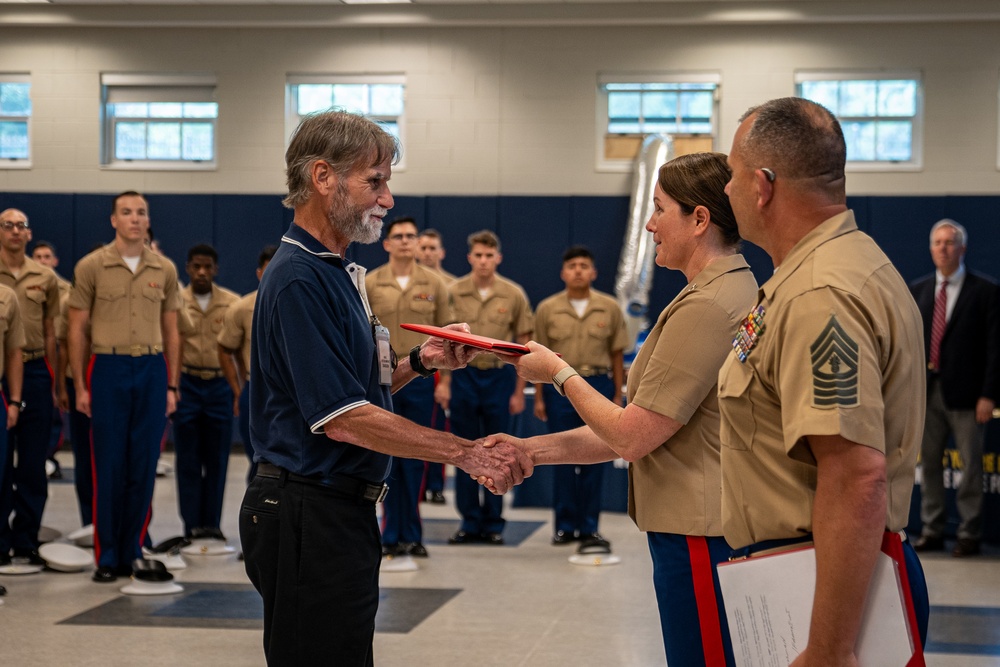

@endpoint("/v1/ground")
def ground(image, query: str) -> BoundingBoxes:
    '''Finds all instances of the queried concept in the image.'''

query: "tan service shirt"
[365,263,454,357]
[217,290,256,372]
[718,212,925,548]
[450,274,534,365]
[0,256,61,353]
[68,243,181,349]
[0,284,26,378]
[534,289,628,369]
[177,284,240,369]
[626,255,757,536]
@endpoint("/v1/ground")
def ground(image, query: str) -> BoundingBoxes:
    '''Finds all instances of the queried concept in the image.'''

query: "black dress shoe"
[482,532,504,545]
[0,553,11,567]
[382,543,403,557]
[13,549,46,566]
[405,543,429,558]
[577,533,612,554]
[0,584,6,596]
[92,567,118,583]
[952,538,981,558]
[448,530,479,545]
[429,491,446,504]
[552,530,577,545]
[912,535,945,552]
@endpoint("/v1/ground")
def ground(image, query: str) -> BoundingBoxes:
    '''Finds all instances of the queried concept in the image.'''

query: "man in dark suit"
[910,218,1000,557]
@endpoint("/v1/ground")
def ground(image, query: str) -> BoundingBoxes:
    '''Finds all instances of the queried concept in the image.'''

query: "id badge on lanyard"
[374,322,393,386]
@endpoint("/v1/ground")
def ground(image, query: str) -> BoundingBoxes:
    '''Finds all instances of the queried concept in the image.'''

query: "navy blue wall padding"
[4,192,1000,311]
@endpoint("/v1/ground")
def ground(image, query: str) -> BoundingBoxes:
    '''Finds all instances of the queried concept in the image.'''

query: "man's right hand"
[455,436,533,494]
[76,388,91,418]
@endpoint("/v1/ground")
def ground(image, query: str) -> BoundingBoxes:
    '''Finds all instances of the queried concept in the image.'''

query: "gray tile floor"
[2,452,999,666]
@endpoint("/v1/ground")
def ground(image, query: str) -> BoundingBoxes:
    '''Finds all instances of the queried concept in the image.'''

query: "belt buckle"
[375,483,389,504]
[129,344,145,357]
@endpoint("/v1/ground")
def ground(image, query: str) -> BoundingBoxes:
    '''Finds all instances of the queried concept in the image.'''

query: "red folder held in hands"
[400,323,530,356]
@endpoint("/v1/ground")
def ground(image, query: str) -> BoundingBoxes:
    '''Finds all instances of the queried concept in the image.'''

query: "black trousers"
[240,474,381,666]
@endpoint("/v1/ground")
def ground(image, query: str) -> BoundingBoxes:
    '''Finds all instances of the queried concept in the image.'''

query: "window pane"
[876,121,912,161]
[608,91,640,121]
[877,80,916,117]
[147,122,181,159]
[184,102,218,119]
[839,81,877,117]
[298,84,333,115]
[370,85,403,116]
[115,122,147,160]
[641,92,677,123]
[677,121,713,134]
[641,121,677,134]
[380,121,400,141]
[331,84,369,114]
[608,121,642,134]
[110,103,149,118]
[149,103,183,118]
[0,83,31,117]
[182,122,214,160]
[679,91,713,121]
[799,81,840,114]
[0,121,29,159]
[842,121,876,161]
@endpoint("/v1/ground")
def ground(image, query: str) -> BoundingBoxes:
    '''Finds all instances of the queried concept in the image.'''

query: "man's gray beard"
[330,205,385,245]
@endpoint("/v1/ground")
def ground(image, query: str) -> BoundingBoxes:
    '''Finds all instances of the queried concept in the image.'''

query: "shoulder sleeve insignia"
[810,314,859,407]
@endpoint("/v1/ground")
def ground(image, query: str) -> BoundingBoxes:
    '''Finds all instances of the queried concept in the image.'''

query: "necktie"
[929,279,948,371]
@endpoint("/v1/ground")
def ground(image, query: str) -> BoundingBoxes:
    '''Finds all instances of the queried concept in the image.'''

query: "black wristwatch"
[10,399,25,411]
[409,345,435,378]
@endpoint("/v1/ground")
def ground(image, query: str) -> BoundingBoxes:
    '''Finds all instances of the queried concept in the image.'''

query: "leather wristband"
[167,385,179,393]
[409,345,435,378]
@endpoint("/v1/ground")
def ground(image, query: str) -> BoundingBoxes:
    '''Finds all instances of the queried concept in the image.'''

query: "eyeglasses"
[760,168,776,183]
[0,221,28,231]
[389,233,418,241]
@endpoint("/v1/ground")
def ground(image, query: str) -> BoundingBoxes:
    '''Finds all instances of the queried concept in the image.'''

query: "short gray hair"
[283,109,400,209]
[930,218,968,247]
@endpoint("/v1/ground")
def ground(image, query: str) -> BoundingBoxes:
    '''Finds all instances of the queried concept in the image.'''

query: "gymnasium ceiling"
[1,0,999,29]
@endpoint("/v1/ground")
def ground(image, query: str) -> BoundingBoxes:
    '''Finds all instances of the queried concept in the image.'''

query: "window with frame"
[597,73,719,171]
[286,75,405,165]
[101,73,218,168]
[0,74,31,165]
[796,72,921,169]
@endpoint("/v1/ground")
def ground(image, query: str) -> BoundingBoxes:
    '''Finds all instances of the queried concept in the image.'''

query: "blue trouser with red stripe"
[648,532,736,666]
[381,375,433,546]
[450,366,515,536]
[89,353,166,570]
[0,358,55,554]
[172,373,234,537]
[543,377,613,536]
[66,379,94,527]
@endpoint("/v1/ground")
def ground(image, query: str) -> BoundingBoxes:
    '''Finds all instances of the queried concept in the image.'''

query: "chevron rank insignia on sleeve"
[810,314,859,407]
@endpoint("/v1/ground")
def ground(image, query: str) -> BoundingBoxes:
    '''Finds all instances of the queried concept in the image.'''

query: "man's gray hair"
[283,109,400,209]
[930,218,968,247]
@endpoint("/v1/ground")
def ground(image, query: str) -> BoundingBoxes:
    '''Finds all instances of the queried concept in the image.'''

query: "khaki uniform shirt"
[0,256,61,353]
[56,275,71,300]
[365,263,454,357]
[627,255,757,535]
[534,289,628,370]
[177,284,240,369]
[450,273,534,366]
[0,284,26,378]
[68,243,181,349]
[217,290,257,373]
[718,212,925,548]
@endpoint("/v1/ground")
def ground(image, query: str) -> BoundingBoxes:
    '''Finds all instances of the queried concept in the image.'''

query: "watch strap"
[552,366,580,397]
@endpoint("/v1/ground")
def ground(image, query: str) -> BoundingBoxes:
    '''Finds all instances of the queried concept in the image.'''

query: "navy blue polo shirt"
[249,223,392,482]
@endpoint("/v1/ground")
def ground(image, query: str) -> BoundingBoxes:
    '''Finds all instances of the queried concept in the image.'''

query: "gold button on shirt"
[365,263,454,357]
[625,255,757,536]
[67,243,181,349]
[178,284,241,369]
[0,256,61,353]
[718,212,925,549]
[217,290,257,373]
[0,284,26,378]
[449,274,534,364]
[533,289,628,370]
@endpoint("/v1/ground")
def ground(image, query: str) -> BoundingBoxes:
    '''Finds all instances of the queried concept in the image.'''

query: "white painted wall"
[0,21,998,196]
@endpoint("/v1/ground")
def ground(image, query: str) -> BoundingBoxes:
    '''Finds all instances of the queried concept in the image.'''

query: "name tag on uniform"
[375,325,393,386]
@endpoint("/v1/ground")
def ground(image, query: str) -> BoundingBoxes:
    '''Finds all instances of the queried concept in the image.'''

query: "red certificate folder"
[399,323,530,355]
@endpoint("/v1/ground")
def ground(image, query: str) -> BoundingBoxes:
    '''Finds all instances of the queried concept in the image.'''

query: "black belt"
[255,462,388,503]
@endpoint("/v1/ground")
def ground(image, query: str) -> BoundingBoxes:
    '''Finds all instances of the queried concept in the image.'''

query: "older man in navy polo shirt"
[239,110,533,667]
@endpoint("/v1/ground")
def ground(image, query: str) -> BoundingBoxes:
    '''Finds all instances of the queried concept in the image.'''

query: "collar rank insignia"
[733,304,766,363]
